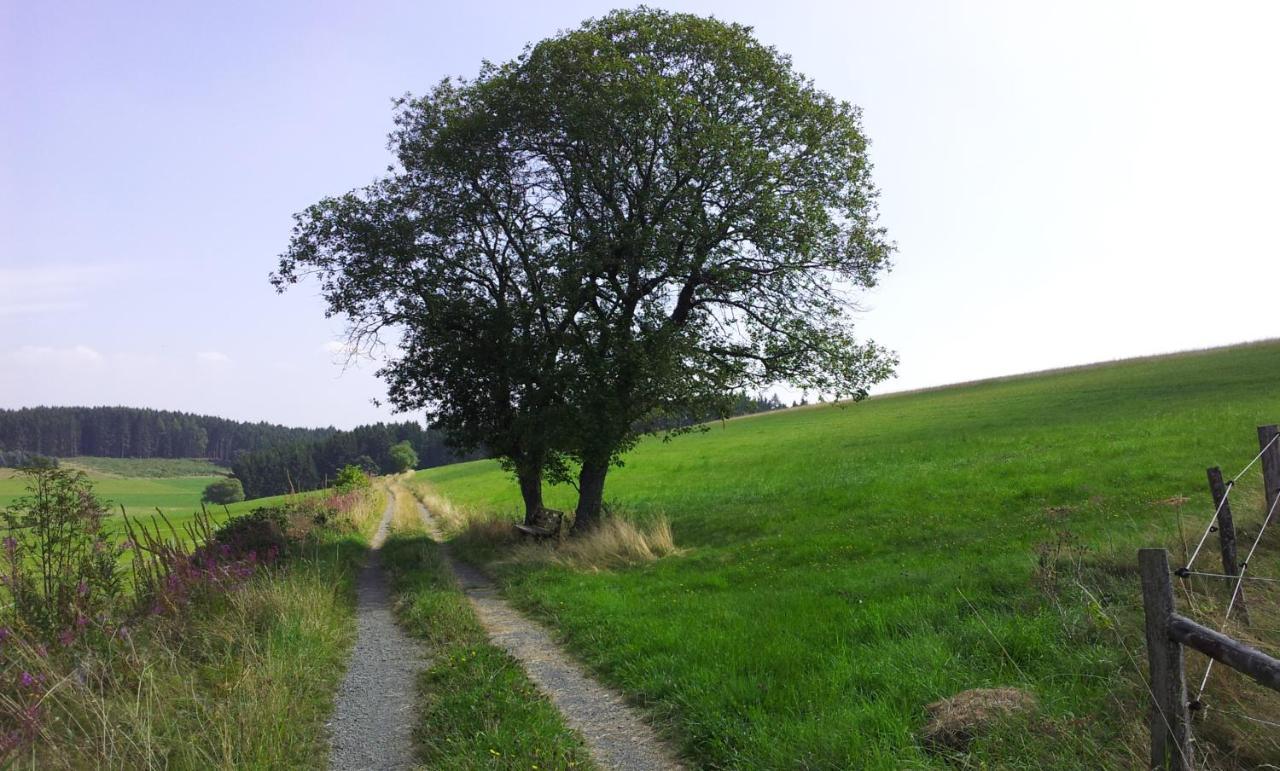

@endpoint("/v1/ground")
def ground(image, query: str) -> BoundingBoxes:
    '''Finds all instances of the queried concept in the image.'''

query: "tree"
[334,464,371,493]
[388,440,418,472]
[352,455,381,475]
[276,8,896,533]
[201,477,245,505]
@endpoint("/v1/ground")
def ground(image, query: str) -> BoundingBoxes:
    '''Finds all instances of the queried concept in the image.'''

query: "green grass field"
[417,340,1280,768]
[60,456,229,478]
[0,466,297,544]
[0,457,228,517]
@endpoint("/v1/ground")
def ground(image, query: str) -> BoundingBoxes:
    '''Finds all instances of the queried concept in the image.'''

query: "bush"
[388,440,418,472]
[212,508,289,561]
[0,467,122,640]
[333,464,371,493]
[201,477,245,505]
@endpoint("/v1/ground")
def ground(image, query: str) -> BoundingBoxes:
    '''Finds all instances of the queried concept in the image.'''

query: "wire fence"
[1141,425,1280,770]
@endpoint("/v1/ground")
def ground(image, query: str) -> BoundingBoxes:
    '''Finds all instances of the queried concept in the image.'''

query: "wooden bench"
[514,507,565,539]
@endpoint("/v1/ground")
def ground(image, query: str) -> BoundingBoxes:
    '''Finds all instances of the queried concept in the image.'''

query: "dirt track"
[328,491,424,771]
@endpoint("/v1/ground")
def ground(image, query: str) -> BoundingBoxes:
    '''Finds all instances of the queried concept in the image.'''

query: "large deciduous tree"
[275,7,896,533]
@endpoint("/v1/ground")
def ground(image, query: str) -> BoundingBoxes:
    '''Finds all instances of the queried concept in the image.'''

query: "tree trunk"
[517,463,544,525]
[573,458,609,534]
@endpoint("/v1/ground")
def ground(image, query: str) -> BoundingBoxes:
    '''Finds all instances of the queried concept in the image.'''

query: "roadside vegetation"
[416,341,1280,768]
[380,482,596,769]
[0,466,381,768]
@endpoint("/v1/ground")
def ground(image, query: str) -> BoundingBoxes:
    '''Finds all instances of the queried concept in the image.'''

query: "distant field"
[0,473,216,513]
[0,459,289,537]
[419,340,1280,768]
[60,456,229,478]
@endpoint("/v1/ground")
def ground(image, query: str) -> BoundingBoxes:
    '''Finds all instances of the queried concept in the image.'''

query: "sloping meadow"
[416,341,1280,768]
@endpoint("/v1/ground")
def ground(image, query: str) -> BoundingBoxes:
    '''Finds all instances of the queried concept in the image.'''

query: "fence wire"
[1194,491,1280,700]
[1184,431,1279,572]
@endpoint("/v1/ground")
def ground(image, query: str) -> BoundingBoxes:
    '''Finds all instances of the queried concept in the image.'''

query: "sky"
[2,1,1278,429]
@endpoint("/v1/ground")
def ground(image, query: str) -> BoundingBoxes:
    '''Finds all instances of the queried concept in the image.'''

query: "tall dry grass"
[2,547,356,769]
[402,476,681,572]
[505,515,681,572]
[402,478,480,537]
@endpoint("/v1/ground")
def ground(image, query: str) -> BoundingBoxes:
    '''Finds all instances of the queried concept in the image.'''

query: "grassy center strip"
[380,516,596,770]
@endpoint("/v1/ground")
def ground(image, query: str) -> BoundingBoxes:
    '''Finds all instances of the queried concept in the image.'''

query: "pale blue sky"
[3,1,1278,428]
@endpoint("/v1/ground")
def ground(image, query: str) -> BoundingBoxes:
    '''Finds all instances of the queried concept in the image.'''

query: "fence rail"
[1139,423,1280,770]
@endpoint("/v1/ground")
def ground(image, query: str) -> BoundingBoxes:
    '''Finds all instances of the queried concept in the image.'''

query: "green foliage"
[212,507,288,559]
[419,341,1280,767]
[0,467,123,640]
[274,7,895,530]
[0,405,333,460]
[201,477,245,505]
[352,454,380,475]
[387,440,418,472]
[230,422,466,499]
[333,464,371,493]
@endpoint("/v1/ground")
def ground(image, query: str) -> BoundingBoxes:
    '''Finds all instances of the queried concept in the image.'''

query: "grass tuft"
[505,515,682,572]
[405,477,682,572]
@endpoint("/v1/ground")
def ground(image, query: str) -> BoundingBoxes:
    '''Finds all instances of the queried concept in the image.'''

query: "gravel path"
[413,498,684,771]
[328,491,425,771]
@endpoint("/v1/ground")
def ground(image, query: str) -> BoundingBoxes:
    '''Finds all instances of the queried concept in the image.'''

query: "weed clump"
[919,687,1038,752]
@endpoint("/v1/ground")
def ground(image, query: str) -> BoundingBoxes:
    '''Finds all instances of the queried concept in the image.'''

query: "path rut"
[328,491,425,771]
[413,498,684,771]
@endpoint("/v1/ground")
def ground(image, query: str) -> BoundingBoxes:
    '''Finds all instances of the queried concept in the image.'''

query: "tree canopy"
[275,8,896,531]
[201,478,245,505]
[388,440,418,472]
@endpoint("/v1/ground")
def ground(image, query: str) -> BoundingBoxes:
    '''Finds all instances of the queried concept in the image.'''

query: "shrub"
[0,467,123,641]
[353,455,380,475]
[388,440,418,472]
[212,508,289,561]
[201,477,245,505]
[334,464,371,493]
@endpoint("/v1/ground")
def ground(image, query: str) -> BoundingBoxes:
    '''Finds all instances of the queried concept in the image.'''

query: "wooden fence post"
[1259,425,1280,525]
[1140,548,1194,770]
[1206,467,1248,625]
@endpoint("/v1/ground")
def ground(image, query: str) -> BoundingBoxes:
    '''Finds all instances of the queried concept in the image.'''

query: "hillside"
[0,405,335,460]
[417,340,1280,767]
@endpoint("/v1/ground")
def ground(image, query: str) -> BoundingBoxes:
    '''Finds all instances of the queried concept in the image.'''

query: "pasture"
[417,340,1280,768]
[0,459,290,540]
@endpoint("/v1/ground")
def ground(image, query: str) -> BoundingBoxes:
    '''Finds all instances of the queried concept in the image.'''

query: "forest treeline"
[1,395,786,498]
[0,406,335,460]
[230,421,474,498]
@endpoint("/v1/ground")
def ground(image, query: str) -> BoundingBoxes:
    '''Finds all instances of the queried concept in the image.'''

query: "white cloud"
[2,344,104,365]
[196,351,232,364]
[320,340,352,354]
[0,265,119,317]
